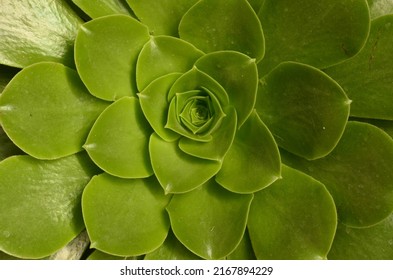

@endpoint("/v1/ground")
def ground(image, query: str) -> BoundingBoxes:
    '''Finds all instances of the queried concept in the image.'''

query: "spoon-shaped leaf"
[195,51,258,127]
[0,153,98,259]
[325,15,393,120]
[258,0,370,76]
[138,73,181,142]
[167,179,253,259]
[71,0,133,18]
[179,0,265,62]
[75,15,150,101]
[216,111,281,193]
[248,165,337,260]
[0,62,109,160]
[0,0,82,68]
[82,174,171,256]
[149,133,222,193]
[328,214,393,260]
[84,97,153,179]
[136,36,204,91]
[126,0,199,36]
[256,62,350,160]
[282,121,393,227]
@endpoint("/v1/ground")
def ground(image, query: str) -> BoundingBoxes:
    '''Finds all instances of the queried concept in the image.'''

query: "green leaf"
[168,67,229,106]
[216,111,281,193]
[0,62,109,160]
[82,174,171,256]
[136,36,204,91]
[248,165,337,260]
[144,230,202,260]
[126,0,199,36]
[367,0,393,19]
[179,0,265,62]
[167,180,253,259]
[226,230,256,260]
[138,73,181,142]
[0,0,82,68]
[75,15,150,101]
[84,97,153,179]
[325,15,393,120]
[258,0,370,76]
[256,62,350,160]
[0,153,98,259]
[149,133,222,194]
[282,121,393,227]
[195,51,258,127]
[179,107,237,161]
[247,0,265,13]
[71,0,133,18]
[328,214,393,260]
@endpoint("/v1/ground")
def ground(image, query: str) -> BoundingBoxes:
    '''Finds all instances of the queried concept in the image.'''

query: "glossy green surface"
[282,121,393,227]
[0,153,98,259]
[256,62,350,160]
[71,0,132,18]
[258,0,370,75]
[325,15,393,120]
[179,0,265,62]
[84,97,153,178]
[75,15,150,101]
[248,165,337,259]
[0,62,108,159]
[82,174,171,256]
[0,0,82,68]
[167,180,253,259]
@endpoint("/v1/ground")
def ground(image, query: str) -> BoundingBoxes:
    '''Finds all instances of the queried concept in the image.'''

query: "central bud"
[179,95,214,134]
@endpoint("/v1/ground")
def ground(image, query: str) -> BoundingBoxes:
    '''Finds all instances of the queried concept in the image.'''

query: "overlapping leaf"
[0,153,98,259]
[248,165,337,260]
[82,174,171,256]
[282,121,393,228]
[0,62,108,159]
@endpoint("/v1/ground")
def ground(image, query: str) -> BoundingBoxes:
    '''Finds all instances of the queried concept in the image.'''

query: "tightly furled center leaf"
[180,94,212,131]
[176,89,225,136]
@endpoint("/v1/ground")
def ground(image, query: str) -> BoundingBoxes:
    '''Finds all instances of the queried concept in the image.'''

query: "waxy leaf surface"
[248,165,337,260]
[149,133,222,193]
[0,0,82,68]
[325,15,393,120]
[84,97,153,178]
[82,174,170,256]
[216,111,281,193]
[136,36,204,91]
[75,15,150,101]
[179,0,265,61]
[328,214,393,260]
[0,62,108,159]
[282,121,393,227]
[0,153,98,259]
[256,62,350,160]
[258,0,370,75]
[126,0,199,36]
[195,51,258,127]
[167,180,253,259]
[138,73,181,142]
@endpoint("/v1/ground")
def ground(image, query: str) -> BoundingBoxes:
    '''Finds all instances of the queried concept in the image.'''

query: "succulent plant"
[1,0,393,260]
